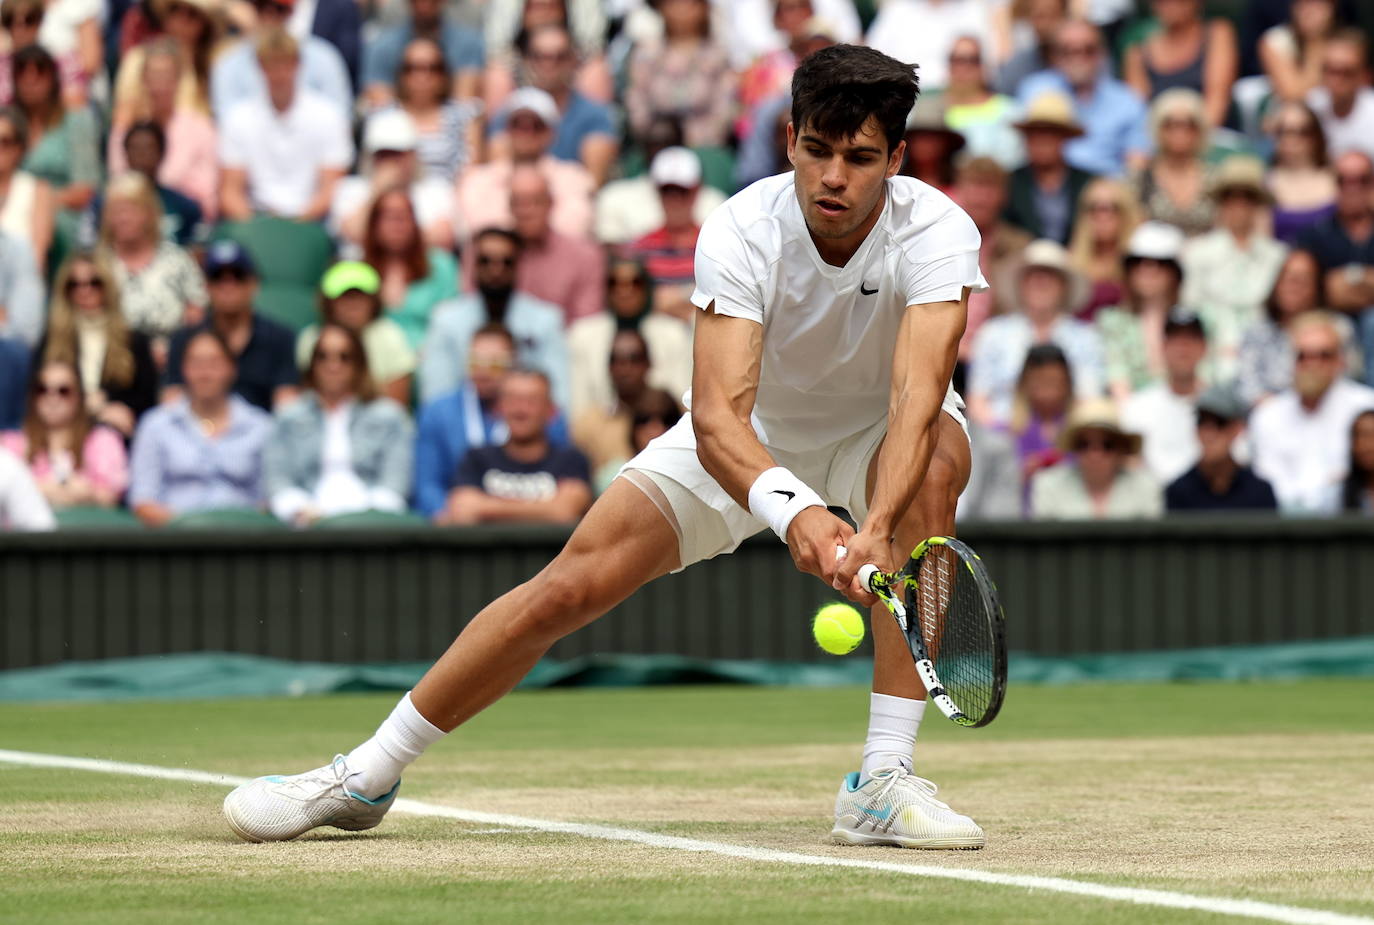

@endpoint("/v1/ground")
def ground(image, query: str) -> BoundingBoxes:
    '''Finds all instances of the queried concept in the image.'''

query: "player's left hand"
[833,529,891,606]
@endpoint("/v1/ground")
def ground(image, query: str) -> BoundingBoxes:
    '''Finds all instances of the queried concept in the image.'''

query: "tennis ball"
[813,602,865,655]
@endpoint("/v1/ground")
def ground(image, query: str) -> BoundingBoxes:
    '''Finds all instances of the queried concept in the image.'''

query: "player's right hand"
[785,507,854,590]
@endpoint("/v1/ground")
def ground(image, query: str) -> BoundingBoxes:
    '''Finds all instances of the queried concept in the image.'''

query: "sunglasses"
[610,352,648,364]
[209,268,250,283]
[470,357,513,372]
[1296,348,1339,362]
[1275,124,1314,137]
[1336,173,1373,187]
[1073,436,1121,453]
[315,349,355,363]
[1323,63,1360,78]
[1085,201,1120,214]
[401,60,444,74]
[0,134,19,148]
[2,12,42,28]
[477,254,516,268]
[37,383,74,398]
[608,276,645,288]
[1057,43,1100,57]
[66,276,104,292]
[526,49,574,64]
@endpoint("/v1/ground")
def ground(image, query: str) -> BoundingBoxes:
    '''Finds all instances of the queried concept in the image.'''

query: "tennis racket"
[837,537,1007,728]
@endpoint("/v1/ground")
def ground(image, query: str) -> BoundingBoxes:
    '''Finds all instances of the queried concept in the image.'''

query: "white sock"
[861,692,926,779]
[344,691,446,798]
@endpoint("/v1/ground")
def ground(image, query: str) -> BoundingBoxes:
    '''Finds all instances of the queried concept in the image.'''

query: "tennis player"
[225,45,988,850]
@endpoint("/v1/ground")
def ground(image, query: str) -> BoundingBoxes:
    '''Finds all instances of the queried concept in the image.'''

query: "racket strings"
[911,546,997,722]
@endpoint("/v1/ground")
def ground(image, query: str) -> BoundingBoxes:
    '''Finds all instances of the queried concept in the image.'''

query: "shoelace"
[275,755,361,802]
[866,765,953,810]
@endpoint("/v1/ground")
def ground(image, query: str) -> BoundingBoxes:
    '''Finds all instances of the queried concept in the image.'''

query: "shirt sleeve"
[320,108,355,169]
[690,208,766,323]
[125,414,164,507]
[896,207,988,306]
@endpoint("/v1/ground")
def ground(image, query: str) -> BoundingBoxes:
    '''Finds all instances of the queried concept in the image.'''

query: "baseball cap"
[1125,221,1185,262]
[364,109,418,154]
[1163,308,1206,338]
[321,261,381,299]
[649,146,702,189]
[203,240,256,276]
[1196,384,1248,422]
[501,87,561,130]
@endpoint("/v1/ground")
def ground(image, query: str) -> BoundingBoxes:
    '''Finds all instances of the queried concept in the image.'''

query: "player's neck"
[809,188,886,268]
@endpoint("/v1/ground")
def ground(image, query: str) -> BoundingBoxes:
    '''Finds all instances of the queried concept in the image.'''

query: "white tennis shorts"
[620,393,967,571]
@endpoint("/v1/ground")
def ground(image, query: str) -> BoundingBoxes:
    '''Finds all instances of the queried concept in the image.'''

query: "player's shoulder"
[698,173,794,254]
[883,176,982,259]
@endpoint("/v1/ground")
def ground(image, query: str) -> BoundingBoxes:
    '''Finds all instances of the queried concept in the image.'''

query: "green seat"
[616,145,737,194]
[168,508,287,530]
[311,510,429,530]
[211,217,334,333]
[54,506,143,530]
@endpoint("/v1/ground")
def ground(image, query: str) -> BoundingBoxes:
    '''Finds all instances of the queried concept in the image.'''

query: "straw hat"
[904,96,966,152]
[1013,92,1085,137]
[1208,155,1272,204]
[1058,398,1143,455]
[1003,238,1091,313]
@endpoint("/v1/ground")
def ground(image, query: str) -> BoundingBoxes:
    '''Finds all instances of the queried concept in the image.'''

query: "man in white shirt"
[210,0,353,121]
[226,45,989,852]
[1121,310,1208,485]
[1306,29,1374,162]
[1250,311,1374,513]
[218,28,354,223]
[0,445,55,531]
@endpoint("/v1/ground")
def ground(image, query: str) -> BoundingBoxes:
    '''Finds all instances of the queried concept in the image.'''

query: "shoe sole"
[829,825,985,850]
[223,800,268,844]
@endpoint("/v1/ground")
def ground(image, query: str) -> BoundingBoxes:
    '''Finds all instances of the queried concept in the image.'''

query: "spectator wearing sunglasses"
[210,0,351,121]
[420,227,569,408]
[1250,311,1374,513]
[361,0,484,107]
[162,241,299,412]
[572,328,655,491]
[297,262,416,407]
[1029,398,1162,520]
[1,359,129,510]
[1306,29,1374,162]
[264,323,413,526]
[0,0,89,107]
[366,37,481,185]
[1165,385,1276,512]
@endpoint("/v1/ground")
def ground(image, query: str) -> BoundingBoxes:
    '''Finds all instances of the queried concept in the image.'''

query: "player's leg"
[223,477,682,842]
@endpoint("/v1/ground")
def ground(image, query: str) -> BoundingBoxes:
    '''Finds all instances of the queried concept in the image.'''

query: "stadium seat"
[54,506,144,530]
[167,508,287,530]
[310,510,430,529]
[210,217,334,333]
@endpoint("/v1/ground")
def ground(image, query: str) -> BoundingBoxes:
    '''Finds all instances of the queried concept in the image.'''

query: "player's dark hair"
[790,44,919,155]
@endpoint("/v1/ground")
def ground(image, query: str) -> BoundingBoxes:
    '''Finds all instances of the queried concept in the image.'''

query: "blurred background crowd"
[3,0,1374,532]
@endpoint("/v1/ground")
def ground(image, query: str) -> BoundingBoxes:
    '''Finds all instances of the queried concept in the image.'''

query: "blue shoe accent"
[844,771,863,792]
[860,804,892,822]
[343,778,400,807]
[263,776,287,783]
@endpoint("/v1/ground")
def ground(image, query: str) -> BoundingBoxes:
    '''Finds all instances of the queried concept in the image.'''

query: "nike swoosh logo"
[860,805,892,822]
[860,283,878,295]
[770,490,796,501]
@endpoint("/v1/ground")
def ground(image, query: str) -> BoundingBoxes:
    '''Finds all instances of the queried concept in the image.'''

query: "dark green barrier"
[2,518,1373,670]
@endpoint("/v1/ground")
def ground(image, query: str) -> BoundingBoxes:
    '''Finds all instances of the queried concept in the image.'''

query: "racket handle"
[834,545,883,593]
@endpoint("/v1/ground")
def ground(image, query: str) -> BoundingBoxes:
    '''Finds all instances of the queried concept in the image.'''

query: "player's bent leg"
[224,478,682,843]
[832,411,983,850]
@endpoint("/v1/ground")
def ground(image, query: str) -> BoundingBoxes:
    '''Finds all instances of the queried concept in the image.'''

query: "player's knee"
[505,569,596,643]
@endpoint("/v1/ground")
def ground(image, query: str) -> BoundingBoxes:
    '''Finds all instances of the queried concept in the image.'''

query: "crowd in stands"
[5,0,1374,532]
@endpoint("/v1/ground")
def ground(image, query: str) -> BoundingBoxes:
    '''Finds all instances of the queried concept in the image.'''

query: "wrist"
[748,466,825,542]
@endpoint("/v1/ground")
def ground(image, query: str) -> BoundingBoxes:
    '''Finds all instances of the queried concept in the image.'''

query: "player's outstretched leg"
[224,478,681,842]
[831,412,985,849]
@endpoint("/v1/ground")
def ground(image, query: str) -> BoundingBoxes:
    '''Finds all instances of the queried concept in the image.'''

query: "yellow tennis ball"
[813,602,865,655]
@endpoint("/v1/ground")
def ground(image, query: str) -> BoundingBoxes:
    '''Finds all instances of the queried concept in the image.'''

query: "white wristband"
[748,466,826,542]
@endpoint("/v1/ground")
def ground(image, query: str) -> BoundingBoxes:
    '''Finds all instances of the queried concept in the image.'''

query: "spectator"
[1,359,128,510]
[443,368,591,525]
[364,185,460,350]
[129,328,273,526]
[624,0,734,150]
[595,114,727,246]
[628,386,681,455]
[1166,385,1278,512]
[297,261,416,407]
[1181,156,1288,380]
[210,0,352,121]
[1250,311,1374,512]
[112,0,220,126]
[0,443,54,529]
[106,38,219,221]
[1018,19,1150,177]
[951,156,1032,360]
[13,44,100,231]
[720,0,860,71]
[734,0,819,140]
[1259,0,1341,104]
[865,0,990,92]
[622,146,702,295]
[1339,409,1374,512]
[0,107,53,268]
[1066,177,1143,318]
[1122,0,1238,128]
[571,328,654,488]
[567,256,691,418]
[482,0,609,107]
[942,35,1023,170]
[265,323,414,526]
[98,172,209,348]
[956,422,1022,521]
[1007,343,1076,502]
[506,164,605,325]
[1029,397,1162,519]
[968,238,1102,428]
[413,322,572,520]
[1004,92,1093,245]
[1296,151,1374,383]
[0,336,28,427]
[295,0,362,93]
[0,227,43,347]
[899,96,965,193]
[90,122,207,248]
[422,227,569,407]
[362,0,483,105]
[1132,89,1215,237]
[488,24,617,185]
[1306,28,1374,161]
[0,0,87,107]
[367,37,482,184]
[456,87,595,242]
[734,85,796,190]
[1120,309,1208,485]
[995,0,1066,95]
[163,241,299,412]
[1097,221,1192,402]
[1266,100,1337,244]
[331,110,456,252]
[218,28,353,223]
[37,252,158,439]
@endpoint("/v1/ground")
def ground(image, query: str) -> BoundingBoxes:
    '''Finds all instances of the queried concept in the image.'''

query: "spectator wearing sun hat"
[1004,92,1096,245]
[297,262,417,407]
[1029,397,1163,520]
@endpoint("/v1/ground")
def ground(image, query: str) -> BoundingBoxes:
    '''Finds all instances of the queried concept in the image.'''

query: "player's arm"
[833,289,969,593]
[692,303,854,584]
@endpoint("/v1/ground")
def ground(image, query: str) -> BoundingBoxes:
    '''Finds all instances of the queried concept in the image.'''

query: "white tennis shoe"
[831,766,985,849]
[223,755,399,843]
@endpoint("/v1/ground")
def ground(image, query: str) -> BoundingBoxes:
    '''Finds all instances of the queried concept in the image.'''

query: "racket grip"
[834,546,882,592]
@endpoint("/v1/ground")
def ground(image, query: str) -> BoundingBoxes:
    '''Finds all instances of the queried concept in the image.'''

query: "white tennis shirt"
[689,173,987,452]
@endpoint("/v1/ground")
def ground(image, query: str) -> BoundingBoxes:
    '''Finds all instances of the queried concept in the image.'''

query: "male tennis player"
[225,45,988,850]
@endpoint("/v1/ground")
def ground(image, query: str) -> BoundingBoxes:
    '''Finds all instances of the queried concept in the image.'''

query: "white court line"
[1,748,1370,925]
